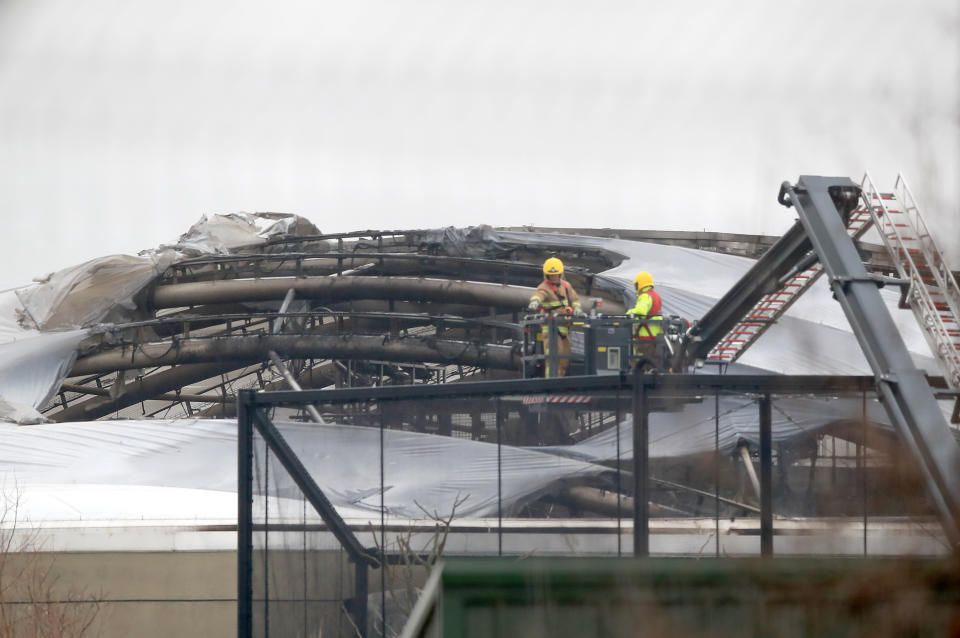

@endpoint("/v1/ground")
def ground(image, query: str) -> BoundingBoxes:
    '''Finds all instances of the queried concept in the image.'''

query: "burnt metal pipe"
[195,362,340,418]
[151,276,535,310]
[69,334,519,376]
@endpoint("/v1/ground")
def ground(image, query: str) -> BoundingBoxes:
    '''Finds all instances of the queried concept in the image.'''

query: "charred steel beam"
[151,276,536,310]
[109,310,520,341]
[149,303,506,341]
[196,362,340,418]
[167,253,550,281]
[324,300,502,317]
[59,382,229,404]
[53,361,244,422]
[69,334,519,376]
[251,374,877,405]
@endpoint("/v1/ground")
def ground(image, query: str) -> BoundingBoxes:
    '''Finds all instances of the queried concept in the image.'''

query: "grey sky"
[1,0,957,291]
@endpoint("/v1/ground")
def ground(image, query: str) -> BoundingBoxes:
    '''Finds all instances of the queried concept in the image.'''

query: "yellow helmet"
[633,271,654,290]
[543,257,564,276]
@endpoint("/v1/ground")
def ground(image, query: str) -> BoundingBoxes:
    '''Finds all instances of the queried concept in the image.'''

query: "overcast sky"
[1,0,957,291]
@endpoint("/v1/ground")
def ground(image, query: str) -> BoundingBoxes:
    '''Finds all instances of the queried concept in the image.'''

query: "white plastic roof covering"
[553,381,894,464]
[0,419,603,522]
[0,220,949,526]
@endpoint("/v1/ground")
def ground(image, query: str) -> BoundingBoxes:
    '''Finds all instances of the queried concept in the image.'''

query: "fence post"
[237,390,254,638]
[760,393,773,556]
[633,371,649,557]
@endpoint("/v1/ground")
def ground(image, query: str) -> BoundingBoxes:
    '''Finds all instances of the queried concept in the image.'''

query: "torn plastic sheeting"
[0,291,87,424]
[11,213,318,332]
[14,252,175,331]
[164,212,320,256]
[417,225,521,259]
[547,393,895,464]
[421,226,635,307]
[0,418,605,521]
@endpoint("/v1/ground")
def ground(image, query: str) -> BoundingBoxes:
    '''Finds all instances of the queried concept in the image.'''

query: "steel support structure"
[237,392,253,638]
[632,371,649,556]
[237,389,375,638]
[253,373,876,405]
[237,371,954,636]
[70,333,520,376]
[781,175,960,548]
[237,372,927,635]
[686,221,815,362]
[759,394,773,556]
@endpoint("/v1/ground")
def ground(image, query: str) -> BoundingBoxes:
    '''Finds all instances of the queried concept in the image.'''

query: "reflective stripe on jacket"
[627,287,662,340]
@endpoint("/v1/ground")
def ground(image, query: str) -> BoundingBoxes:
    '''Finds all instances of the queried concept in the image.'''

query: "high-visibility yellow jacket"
[626,286,662,340]
[530,279,581,335]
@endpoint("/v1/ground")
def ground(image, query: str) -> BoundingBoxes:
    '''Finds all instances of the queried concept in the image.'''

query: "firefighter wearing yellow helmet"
[527,257,583,377]
[626,271,663,359]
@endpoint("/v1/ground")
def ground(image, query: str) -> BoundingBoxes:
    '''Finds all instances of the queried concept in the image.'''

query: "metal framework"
[238,389,377,638]
[237,371,883,637]
[780,175,960,545]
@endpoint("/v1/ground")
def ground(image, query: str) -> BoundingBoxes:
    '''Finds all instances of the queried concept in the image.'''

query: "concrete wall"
[2,551,236,638]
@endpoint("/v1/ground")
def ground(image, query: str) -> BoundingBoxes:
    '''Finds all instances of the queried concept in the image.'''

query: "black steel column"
[714,390,720,557]
[353,561,368,638]
[496,397,503,556]
[784,175,960,546]
[632,372,649,556]
[237,390,254,638]
[759,393,773,556]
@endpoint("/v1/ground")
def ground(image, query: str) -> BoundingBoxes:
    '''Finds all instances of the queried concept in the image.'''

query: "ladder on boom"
[860,172,960,391]
[706,204,875,364]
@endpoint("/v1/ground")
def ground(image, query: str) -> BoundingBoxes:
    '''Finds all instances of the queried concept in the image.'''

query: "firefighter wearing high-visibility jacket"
[527,257,584,377]
[626,271,662,360]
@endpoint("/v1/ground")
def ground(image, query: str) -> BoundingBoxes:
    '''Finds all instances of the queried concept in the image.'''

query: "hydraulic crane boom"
[679,175,960,547]
[779,175,960,547]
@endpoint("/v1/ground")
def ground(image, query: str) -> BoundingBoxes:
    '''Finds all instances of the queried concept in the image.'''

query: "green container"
[401,556,960,638]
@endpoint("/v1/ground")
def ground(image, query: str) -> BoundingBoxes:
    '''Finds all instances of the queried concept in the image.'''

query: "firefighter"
[527,257,584,377]
[627,271,663,362]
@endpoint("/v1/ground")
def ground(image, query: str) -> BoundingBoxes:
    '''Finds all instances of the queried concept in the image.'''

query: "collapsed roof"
[0,213,950,525]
